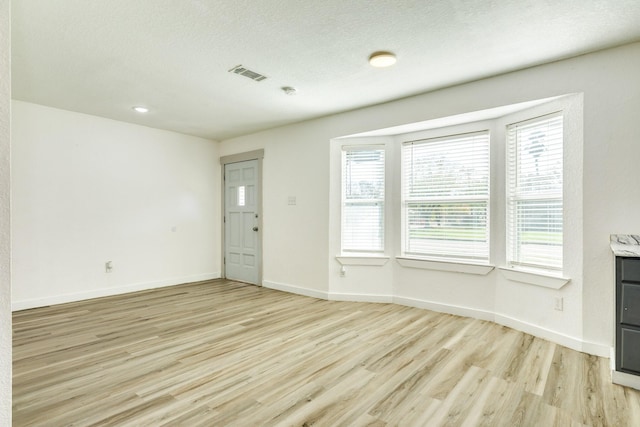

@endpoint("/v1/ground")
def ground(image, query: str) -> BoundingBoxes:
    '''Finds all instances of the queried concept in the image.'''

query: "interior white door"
[224,160,260,284]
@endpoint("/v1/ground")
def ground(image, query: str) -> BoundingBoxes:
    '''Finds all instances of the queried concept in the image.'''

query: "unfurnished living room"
[3,0,640,425]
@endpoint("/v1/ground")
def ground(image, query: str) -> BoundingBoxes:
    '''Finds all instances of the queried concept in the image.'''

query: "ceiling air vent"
[228,65,267,82]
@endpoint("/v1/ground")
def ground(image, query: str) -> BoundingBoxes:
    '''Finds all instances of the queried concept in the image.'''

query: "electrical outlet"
[554,297,563,311]
[105,261,113,273]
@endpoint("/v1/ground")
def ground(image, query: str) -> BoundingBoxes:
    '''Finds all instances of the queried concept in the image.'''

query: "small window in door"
[238,186,246,206]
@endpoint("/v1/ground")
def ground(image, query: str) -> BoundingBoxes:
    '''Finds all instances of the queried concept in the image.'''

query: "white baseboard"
[582,340,612,358]
[494,313,587,354]
[262,280,328,300]
[612,370,640,391]
[392,298,610,357]
[393,296,495,322]
[259,284,609,358]
[12,272,221,311]
[329,292,393,303]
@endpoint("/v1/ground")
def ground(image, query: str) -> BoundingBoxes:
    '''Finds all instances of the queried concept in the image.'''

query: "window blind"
[342,146,385,252]
[402,131,490,261]
[506,113,563,270]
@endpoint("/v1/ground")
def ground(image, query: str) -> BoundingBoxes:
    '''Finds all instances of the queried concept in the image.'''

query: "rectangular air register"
[228,65,267,81]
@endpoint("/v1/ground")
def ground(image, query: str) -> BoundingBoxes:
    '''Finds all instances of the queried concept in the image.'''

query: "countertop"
[610,234,640,257]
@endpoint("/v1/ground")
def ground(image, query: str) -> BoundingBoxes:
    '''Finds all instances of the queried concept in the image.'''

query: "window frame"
[505,111,564,272]
[340,145,386,254]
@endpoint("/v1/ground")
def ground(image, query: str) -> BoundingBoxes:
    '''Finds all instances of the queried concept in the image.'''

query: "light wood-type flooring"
[13,279,640,426]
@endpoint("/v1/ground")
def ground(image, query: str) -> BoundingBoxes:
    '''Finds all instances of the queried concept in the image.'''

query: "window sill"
[335,255,390,266]
[395,257,495,275]
[498,267,570,289]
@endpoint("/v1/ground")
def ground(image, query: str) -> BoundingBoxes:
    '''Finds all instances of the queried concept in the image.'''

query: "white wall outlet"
[554,297,563,311]
[288,196,296,206]
[105,261,113,273]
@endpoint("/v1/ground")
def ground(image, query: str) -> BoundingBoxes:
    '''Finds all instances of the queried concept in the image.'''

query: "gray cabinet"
[616,257,640,375]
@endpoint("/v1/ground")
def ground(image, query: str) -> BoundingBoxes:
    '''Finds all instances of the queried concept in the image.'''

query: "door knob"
[253,226,259,232]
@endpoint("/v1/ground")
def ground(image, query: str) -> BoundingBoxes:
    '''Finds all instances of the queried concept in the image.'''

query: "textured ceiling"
[11,0,640,141]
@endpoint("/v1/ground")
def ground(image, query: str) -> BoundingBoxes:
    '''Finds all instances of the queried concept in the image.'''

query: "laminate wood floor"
[13,279,640,426]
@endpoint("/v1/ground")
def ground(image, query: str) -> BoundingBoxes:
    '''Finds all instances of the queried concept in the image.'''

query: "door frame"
[220,149,264,285]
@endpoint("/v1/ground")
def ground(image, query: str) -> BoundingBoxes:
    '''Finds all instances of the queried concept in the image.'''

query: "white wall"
[0,0,11,423]
[220,42,640,356]
[219,122,332,296]
[12,101,221,309]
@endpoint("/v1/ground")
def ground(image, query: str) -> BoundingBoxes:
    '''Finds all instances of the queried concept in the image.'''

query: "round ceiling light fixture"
[132,106,149,113]
[368,51,397,68]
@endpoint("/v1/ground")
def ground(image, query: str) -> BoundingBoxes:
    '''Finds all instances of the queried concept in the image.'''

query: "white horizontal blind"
[402,131,490,261]
[342,146,385,253]
[506,113,563,270]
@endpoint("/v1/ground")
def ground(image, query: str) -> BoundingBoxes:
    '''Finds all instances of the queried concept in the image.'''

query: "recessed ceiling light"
[132,106,149,113]
[369,51,397,68]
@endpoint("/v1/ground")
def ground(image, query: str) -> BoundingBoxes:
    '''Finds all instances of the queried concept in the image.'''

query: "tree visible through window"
[507,113,563,271]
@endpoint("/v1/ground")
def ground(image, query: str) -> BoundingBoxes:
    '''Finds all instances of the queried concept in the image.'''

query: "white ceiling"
[11,0,640,141]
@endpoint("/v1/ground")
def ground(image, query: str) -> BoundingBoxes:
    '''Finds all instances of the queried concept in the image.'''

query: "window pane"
[342,147,385,252]
[513,117,563,195]
[512,199,562,268]
[344,150,384,201]
[237,186,245,206]
[343,202,384,251]
[402,131,490,261]
[507,113,563,270]
[405,134,490,199]
[406,201,489,261]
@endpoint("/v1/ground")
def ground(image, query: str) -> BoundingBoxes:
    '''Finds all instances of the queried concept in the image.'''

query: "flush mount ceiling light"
[281,86,297,96]
[368,51,397,68]
[132,106,149,113]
